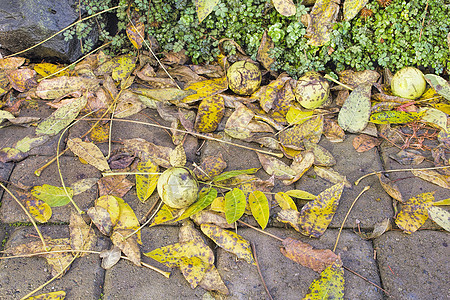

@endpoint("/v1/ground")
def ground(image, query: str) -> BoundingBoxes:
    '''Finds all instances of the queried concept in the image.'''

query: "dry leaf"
[67,138,110,172]
[314,166,352,188]
[100,246,122,269]
[98,175,134,198]
[111,229,141,266]
[69,212,96,256]
[411,169,450,189]
[376,173,403,202]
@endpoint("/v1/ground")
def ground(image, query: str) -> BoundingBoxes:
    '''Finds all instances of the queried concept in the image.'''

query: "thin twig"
[0,182,47,250]
[238,220,284,242]
[251,242,274,300]
[343,265,390,296]
[333,186,370,252]
[418,0,429,42]
[324,74,354,91]
[124,199,163,240]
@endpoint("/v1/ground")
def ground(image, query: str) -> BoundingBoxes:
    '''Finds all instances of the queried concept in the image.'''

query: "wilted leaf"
[248,191,270,229]
[34,62,71,78]
[43,238,73,277]
[69,212,96,256]
[26,197,52,223]
[193,154,227,181]
[191,210,234,229]
[198,264,230,295]
[123,138,172,168]
[225,102,255,139]
[305,0,340,46]
[281,237,339,272]
[352,134,381,152]
[114,90,145,118]
[427,206,450,232]
[424,74,450,102]
[395,192,435,234]
[100,246,122,269]
[433,198,450,206]
[149,204,178,226]
[36,95,87,136]
[111,229,141,266]
[169,144,186,167]
[31,184,73,207]
[200,224,255,265]
[389,149,425,165]
[257,31,275,70]
[369,111,422,124]
[182,77,228,104]
[356,218,391,239]
[135,160,159,203]
[411,169,449,189]
[145,240,214,268]
[298,182,344,237]
[126,20,145,49]
[95,195,120,225]
[286,106,314,125]
[337,69,380,90]
[110,55,137,82]
[344,0,369,21]
[87,206,114,236]
[195,0,220,23]
[279,115,324,149]
[338,82,372,133]
[224,188,246,224]
[277,209,301,232]
[0,147,28,163]
[132,87,196,104]
[376,173,403,202]
[283,151,315,185]
[212,168,259,182]
[98,175,134,198]
[178,188,218,221]
[303,261,344,299]
[275,192,298,211]
[0,57,25,69]
[114,197,141,243]
[179,256,207,288]
[273,0,296,16]
[67,138,110,172]
[195,94,225,133]
[36,76,98,99]
[420,107,448,131]
[8,68,36,92]
[24,291,66,300]
[257,153,296,180]
[323,119,345,144]
[70,177,98,196]
[304,140,336,167]
[313,166,351,188]
[286,190,316,200]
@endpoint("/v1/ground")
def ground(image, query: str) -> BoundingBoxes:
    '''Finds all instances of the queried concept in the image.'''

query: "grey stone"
[0,225,107,300]
[374,230,450,300]
[0,156,99,223]
[217,228,383,300]
[0,0,97,62]
[103,226,205,299]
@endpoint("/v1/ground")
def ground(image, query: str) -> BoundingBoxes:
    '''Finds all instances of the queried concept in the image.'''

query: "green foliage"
[70,0,449,76]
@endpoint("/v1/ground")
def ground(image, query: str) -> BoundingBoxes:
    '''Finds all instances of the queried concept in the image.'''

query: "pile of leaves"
[0,15,450,300]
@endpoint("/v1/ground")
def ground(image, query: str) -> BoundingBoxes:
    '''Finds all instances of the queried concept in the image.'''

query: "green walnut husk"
[391,67,426,100]
[157,167,199,209]
[294,71,330,109]
[226,61,262,95]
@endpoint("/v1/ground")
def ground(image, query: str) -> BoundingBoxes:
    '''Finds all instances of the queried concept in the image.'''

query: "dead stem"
[251,242,274,300]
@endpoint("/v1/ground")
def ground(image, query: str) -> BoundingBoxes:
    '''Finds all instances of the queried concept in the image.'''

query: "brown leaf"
[100,246,122,269]
[352,134,381,152]
[87,206,114,236]
[314,166,352,188]
[97,175,134,198]
[282,151,315,185]
[279,115,324,149]
[126,20,145,49]
[193,154,227,181]
[257,31,275,70]
[277,209,301,232]
[111,229,141,266]
[356,218,391,239]
[8,68,37,92]
[67,138,111,172]
[69,212,96,256]
[376,173,404,202]
[281,237,339,272]
[389,149,425,165]
[335,70,380,90]
[108,153,135,170]
[199,264,230,295]
[323,118,345,143]
[190,210,234,229]
[123,138,172,168]
[224,102,255,139]
[305,0,340,46]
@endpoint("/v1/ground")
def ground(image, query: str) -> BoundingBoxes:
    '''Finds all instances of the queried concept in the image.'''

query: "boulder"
[0,0,99,62]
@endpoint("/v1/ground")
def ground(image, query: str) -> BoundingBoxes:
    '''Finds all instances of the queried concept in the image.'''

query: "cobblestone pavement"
[0,105,449,300]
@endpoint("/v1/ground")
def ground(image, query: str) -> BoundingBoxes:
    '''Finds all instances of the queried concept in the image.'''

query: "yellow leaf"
[69,212,96,256]
[395,192,434,234]
[169,144,187,167]
[433,198,450,206]
[286,189,316,200]
[181,77,228,104]
[26,197,52,223]
[305,0,340,46]
[256,31,275,70]
[112,55,137,82]
[35,76,98,99]
[248,191,270,229]
[344,0,369,21]
[279,115,324,149]
[427,206,450,232]
[411,169,450,189]
[275,192,298,211]
[96,195,120,225]
[126,20,145,49]
[200,224,255,265]
[314,166,352,188]
[369,111,422,124]
[277,209,301,232]
[180,256,207,288]
[8,69,36,92]
[136,160,159,203]
[24,291,66,300]
[34,62,71,78]
[420,107,448,131]
[303,261,344,299]
[194,94,225,133]
[114,196,141,243]
[257,152,296,180]
[273,0,296,16]
[338,82,372,133]
[210,196,226,212]
[298,182,345,237]
[111,229,141,266]
[424,74,450,102]
[149,204,179,226]
[286,106,314,125]
[304,140,336,167]
[67,138,111,172]
[195,0,220,23]
[224,102,255,139]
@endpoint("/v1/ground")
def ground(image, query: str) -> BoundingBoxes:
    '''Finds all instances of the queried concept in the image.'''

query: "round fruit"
[391,67,426,99]
[157,167,198,209]
[226,61,261,95]
[294,71,330,109]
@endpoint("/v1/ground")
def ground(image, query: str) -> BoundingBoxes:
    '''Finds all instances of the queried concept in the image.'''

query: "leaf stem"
[238,220,284,242]
[324,74,354,91]
[333,186,370,252]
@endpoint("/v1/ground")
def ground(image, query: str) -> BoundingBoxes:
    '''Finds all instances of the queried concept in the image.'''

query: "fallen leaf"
[70,177,99,196]
[69,212,96,256]
[352,134,381,152]
[177,188,218,221]
[273,0,296,16]
[313,166,352,188]
[67,138,110,172]
[193,154,227,181]
[303,260,344,299]
[283,151,315,185]
[389,149,425,165]
[257,31,275,70]
[369,111,422,124]
[224,102,255,139]
[200,224,255,265]
[305,0,340,46]
[298,182,345,237]
[376,173,403,202]
[34,62,71,78]
[195,0,220,23]
[304,140,336,167]
[111,229,141,266]
[257,152,296,180]
[286,190,316,200]
[169,144,187,167]
[100,246,122,269]
[191,210,234,229]
[427,206,450,232]
[336,69,380,90]
[149,204,179,226]
[424,74,450,102]
[87,206,114,236]
[23,291,66,300]
[136,159,159,203]
[114,196,141,243]
[212,168,259,183]
[286,106,314,125]
[338,82,372,133]
[224,188,246,224]
[114,90,145,118]
[198,264,229,295]
[248,191,270,229]
[36,76,98,99]
[420,107,448,131]
[123,138,172,168]
[95,195,120,225]
[126,20,145,49]
[281,237,339,272]
[395,192,435,234]
[97,175,134,198]
[275,192,298,211]
[344,0,369,21]
[194,94,225,133]
[356,218,391,239]
[0,57,25,69]
[26,197,52,223]
[182,77,228,104]
[8,68,37,92]
[31,184,73,207]
[411,169,450,189]
[277,209,301,232]
[279,115,324,149]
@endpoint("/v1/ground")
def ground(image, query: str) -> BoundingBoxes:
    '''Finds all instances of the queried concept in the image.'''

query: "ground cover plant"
[0,0,449,299]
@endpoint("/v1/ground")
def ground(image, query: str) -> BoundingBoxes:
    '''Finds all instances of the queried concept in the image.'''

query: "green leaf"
[303,261,344,299]
[369,111,422,124]
[136,160,159,203]
[337,82,372,133]
[248,191,270,229]
[424,74,450,102]
[31,184,74,207]
[224,188,246,224]
[36,95,87,136]
[177,188,218,221]
[212,168,259,182]
[195,0,220,23]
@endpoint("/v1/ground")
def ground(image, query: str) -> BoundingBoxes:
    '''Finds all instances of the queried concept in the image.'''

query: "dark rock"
[0,0,98,63]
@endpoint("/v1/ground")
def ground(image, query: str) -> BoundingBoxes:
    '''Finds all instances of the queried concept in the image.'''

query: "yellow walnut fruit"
[157,167,198,209]
[294,71,330,109]
[391,67,426,100]
[226,61,261,95]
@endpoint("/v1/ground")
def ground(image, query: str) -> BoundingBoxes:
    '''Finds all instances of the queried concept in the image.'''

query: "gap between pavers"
[374,230,450,300]
[0,225,108,300]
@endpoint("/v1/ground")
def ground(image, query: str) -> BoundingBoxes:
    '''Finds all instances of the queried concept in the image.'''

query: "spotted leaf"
[195,94,225,133]
[396,192,435,234]
[136,160,159,203]
[303,261,344,299]
[224,188,246,224]
[248,191,270,230]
